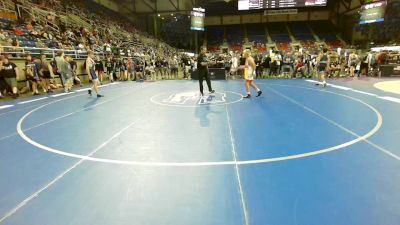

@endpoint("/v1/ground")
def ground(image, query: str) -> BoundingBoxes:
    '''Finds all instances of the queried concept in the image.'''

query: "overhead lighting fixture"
[171,13,174,16]
[157,14,160,17]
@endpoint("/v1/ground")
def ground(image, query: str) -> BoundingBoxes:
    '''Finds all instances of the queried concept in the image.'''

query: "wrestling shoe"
[243,94,251,99]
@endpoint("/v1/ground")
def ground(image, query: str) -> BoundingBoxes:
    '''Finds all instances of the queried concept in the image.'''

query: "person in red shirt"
[14,27,24,36]
[26,23,33,31]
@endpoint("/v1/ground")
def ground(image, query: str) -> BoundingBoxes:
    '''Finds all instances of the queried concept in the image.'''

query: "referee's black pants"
[198,69,212,95]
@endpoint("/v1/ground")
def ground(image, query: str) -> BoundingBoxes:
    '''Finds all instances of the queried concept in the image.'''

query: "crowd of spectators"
[0,0,399,100]
[0,0,187,99]
[198,47,400,79]
[0,0,188,57]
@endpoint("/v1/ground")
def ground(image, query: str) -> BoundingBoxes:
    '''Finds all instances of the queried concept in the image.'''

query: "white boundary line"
[0,84,151,223]
[225,105,250,225]
[0,121,136,224]
[74,88,91,93]
[18,97,48,105]
[267,85,400,162]
[0,105,14,110]
[0,81,124,114]
[306,79,400,103]
[51,92,75,98]
[327,84,353,90]
[16,85,384,166]
[378,96,400,103]
[0,103,44,116]
[0,86,136,142]
[351,90,377,97]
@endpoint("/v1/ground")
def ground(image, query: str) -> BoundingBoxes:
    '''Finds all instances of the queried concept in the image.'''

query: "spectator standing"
[69,58,81,86]
[162,58,169,79]
[169,57,178,79]
[63,56,74,92]
[0,55,19,98]
[55,51,72,92]
[282,52,295,78]
[127,57,135,81]
[255,54,263,79]
[0,56,7,99]
[94,55,104,84]
[39,54,54,93]
[135,59,144,81]
[105,55,115,82]
[262,55,271,78]
[121,58,128,81]
[269,51,279,77]
[155,58,162,80]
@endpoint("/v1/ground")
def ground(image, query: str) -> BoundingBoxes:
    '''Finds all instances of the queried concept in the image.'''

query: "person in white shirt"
[230,54,239,76]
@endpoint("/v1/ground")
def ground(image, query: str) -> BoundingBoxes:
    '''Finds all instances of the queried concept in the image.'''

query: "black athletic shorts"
[42,71,51,79]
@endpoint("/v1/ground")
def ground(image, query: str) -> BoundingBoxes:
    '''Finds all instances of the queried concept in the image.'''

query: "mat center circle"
[16,85,382,166]
[151,91,243,107]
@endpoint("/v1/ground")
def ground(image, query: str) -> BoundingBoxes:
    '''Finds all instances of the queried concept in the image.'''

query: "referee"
[197,46,215,96]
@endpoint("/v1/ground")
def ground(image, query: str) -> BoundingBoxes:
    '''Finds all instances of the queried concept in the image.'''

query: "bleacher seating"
[247,23,266,44]
[326,40,343,49]
[226,24,244,45]
[288,22,314,41]
[206,25,224,47]
[277,42,290,51]
[301,40,316,50]
[0,0,178,60]
[204,21,346,53]
[310,21,338,42]
[254,43,266,53]
[207,45,220,52]
[230,44,242,52]
[268,23,291,43]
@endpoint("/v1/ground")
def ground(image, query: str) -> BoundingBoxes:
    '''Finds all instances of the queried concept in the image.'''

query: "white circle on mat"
[17,85,382,167]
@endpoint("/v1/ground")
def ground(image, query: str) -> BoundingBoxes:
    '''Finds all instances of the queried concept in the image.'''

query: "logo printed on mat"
[163,91,226,105]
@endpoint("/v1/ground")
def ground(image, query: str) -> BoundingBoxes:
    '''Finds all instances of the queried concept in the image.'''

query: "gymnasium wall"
[91,0,119,12]
[205,10,330,26]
